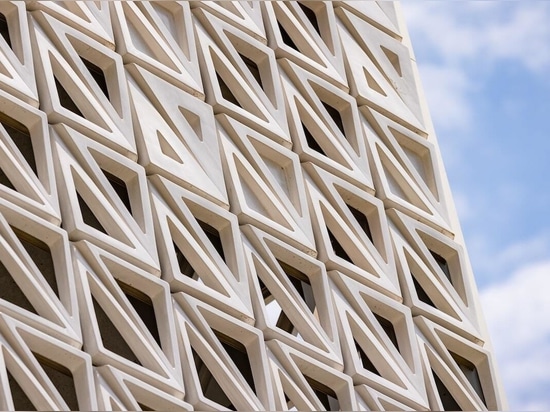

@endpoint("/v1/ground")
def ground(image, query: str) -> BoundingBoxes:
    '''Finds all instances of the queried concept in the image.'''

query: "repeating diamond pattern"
[0,2,504,411]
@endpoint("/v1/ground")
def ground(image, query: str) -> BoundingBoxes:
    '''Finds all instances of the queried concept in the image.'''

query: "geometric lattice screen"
[0,2,505,410]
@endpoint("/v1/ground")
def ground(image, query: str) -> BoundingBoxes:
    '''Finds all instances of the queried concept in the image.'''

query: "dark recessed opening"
[0,13,12,48]
[432,369,462,411]
[450,352,486,406]
[278,22,299,51]
[0,114,37,175]
[101,169,132,214]
[217,73,241,107]
[192,348,235,410]
[0,260,37,314]
[8,371,36,411]
[298,3,320,35]
[77,192,107,234]
[138,402,154,411]
[373,313,399,352]
[0,164,15,190]
[412,275,436,308]
[214,330,256,393]
[321,101,345,136]
[34,353,79,411]
[278,260,315,313]
[11,227,58,298]
[81,56,110,100]
[302,121,326,156]
[238,53,263,89]
[430,250,452,284]
[172,241,198,279]
[92,296,141,365]
[327,228,353,263]
[346,204,373,243]
[117,281,161,347]
[355,339,381,376]
[258,276,295,334]
[197,220,226,263]
[304,375,340,411]
[55,76,83,117]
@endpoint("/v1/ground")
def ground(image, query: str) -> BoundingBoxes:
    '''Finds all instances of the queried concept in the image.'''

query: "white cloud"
[403,2,550,71]
[402,2,550,134]
[401,4,550,409]
[467,233,550,286]
[416,63,474,134]
[480,260,550,410]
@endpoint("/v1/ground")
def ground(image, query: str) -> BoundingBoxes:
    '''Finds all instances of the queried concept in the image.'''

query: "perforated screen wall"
[0,2,504,410]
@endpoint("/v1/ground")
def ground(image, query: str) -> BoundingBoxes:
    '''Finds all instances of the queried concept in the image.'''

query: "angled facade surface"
[0,2,505,411]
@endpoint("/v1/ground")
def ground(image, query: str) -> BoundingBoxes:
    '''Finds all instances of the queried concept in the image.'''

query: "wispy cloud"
[404,2,550,70]
[402,4,550,410]
[480,260,550,410]
[403,2,550,133]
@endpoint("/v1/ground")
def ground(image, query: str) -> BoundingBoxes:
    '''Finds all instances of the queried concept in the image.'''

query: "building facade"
[0,2,505,410]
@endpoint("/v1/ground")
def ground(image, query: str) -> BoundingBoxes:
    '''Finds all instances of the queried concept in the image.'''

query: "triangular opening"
[11,227,58,298]
[355,339,381,376]
[157,131,183,163]
[327,227,353,263]
[0,164,15,190]
[298,3,320,35]
[278,260,316,315]
[346,204,373,243]
[81,56,110,100]
[109,397,123,411]
[381,157,424,208]
[126,16,157,58]
[450,352,486,406]
[0,13,11,48]
[388,127,435,188]
[55,3,91,23]
[258,276,296,335]
[430,250,452,284]
[432,369,462,411]
[138,402,154,411]
[77,192,108,234]
[259,154,290,198]
[412,275,436,308]
[302,121,326,156]
[172,240,199,280]
[8,370,36,411]
[101,169,132,214]
[0,115,37,175]
[381,46,402,77]
[192,348,235,410]
[179,106,203,141]
[151,3,179,53]
[240,174,270,217]
[304,375,340,411]
[278,22,299,52]
[117,280,161,347]
[238,53,263,90]
[363,68,387,96]
[216,73,241,107]
[33,353,79,411]
[321,101,345,136]
[373,313,399,352]
[284,392,298,411]
[213,330,257,393]
[92,296,141,365]
[55,76,83,117]
[217,2,243,17]
[0,260,37,314]
[197,220,226,263]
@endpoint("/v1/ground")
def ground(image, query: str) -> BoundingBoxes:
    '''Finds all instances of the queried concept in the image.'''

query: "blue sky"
[402,2,550,410]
